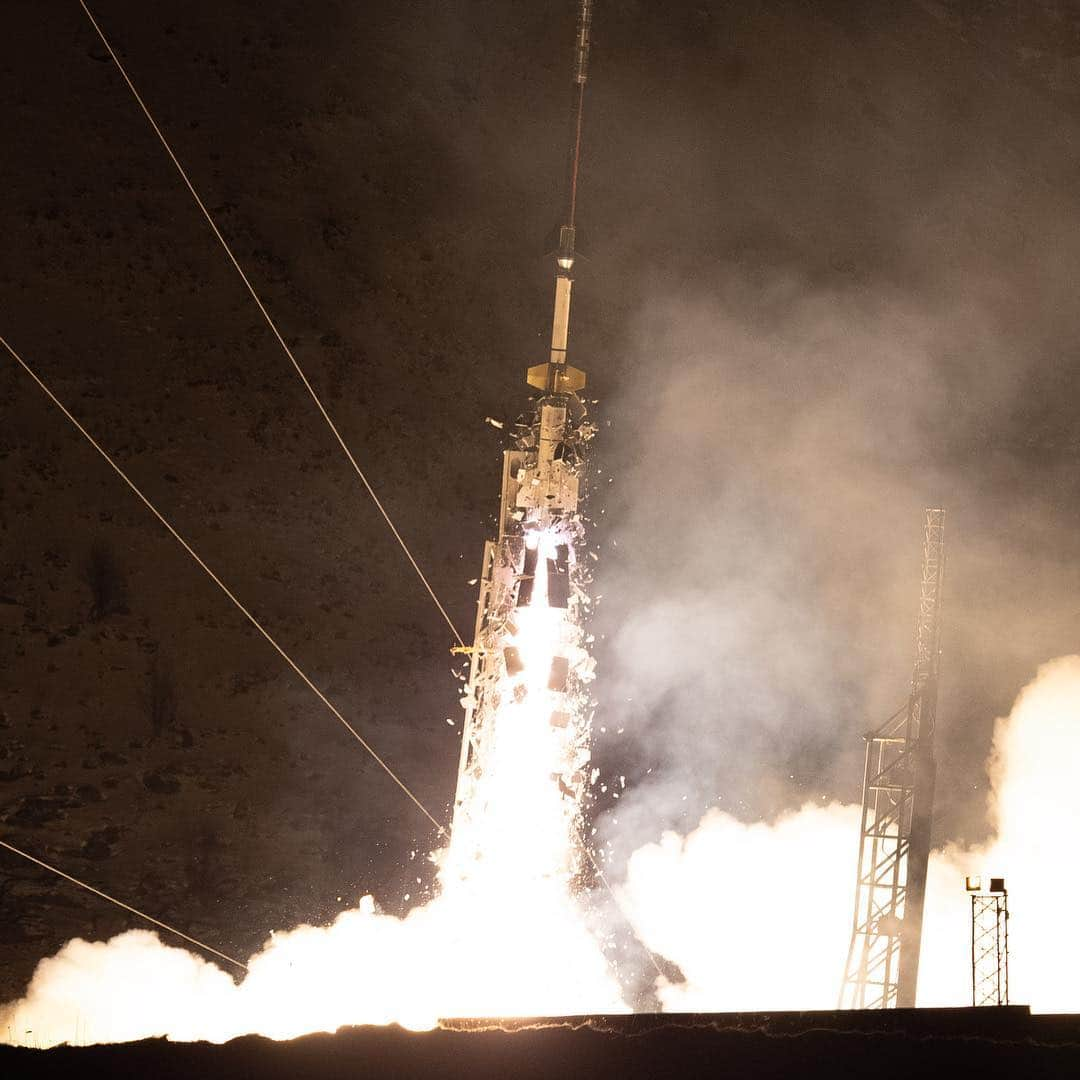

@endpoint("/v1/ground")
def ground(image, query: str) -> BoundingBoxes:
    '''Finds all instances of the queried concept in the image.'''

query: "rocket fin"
[526,362,587,394]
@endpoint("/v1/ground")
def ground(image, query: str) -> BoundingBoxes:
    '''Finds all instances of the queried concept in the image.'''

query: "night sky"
[3,0,1080,1001]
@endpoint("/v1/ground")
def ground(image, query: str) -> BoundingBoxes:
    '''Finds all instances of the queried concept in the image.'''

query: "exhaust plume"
[617,655,1080,1012]
[4,656,1078,1043]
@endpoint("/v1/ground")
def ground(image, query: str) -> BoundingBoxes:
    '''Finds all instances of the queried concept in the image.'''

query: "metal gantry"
[970,880,1010,1007]
[451,0,594,847]
[839,508,946,1009]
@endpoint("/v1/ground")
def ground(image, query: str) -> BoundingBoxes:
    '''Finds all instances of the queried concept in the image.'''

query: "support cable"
[1,334,447,840]
[77,0,465,649]
[0,837,247,971]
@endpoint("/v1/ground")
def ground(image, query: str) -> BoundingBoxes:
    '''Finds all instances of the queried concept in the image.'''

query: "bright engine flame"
[445,531,591,886]
[0,529,624,1047]
[5,626,1080,1042]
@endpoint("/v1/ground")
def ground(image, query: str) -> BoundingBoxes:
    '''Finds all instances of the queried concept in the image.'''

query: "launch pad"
[5,1009,1080,1079]
[440,1004,1047,1039]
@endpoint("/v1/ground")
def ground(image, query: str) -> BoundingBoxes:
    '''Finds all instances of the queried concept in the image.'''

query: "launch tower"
[840,508,946,1009]
[449,0,595,877]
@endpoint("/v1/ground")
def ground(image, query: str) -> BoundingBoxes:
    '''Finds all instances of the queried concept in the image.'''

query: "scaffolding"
[970,878,1010,1007]
[840,508,946,1009]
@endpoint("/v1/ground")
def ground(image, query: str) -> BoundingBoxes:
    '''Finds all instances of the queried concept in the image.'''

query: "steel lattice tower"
[971,884,1010,1007]
[839,508,946,1009]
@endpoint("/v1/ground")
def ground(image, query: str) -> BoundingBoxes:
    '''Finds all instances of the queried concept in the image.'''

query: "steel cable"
[77,0,465,649]
[0,838,248,971]
[1,334,448,839]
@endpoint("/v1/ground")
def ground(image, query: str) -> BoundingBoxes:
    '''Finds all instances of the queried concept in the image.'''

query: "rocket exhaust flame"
[446,530,591,888]
[6,655,1080,1045]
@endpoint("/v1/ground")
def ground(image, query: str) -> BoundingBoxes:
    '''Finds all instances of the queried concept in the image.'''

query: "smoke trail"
[619,800,859,1011]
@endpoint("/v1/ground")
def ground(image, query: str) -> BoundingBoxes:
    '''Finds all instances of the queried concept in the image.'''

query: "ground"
[5,1010,1080,1079]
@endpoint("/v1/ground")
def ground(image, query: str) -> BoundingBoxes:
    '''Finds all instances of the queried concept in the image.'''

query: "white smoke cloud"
[2,656,1077,1044]
[591,278,1076,860]
[920,654,1080,1012]
[0,931,238,1047]
[0,881,625,1047]
[618,656,1080,1013]
[620,800,859,1011]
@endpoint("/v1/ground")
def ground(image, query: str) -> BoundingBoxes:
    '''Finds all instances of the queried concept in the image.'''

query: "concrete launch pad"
[4,1008,1080,1079]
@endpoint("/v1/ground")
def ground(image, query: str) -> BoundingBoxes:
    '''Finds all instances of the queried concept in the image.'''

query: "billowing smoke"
[4,281,1077,1040]
[617,655,1080,1013]
[1,849,625,1047]
[590,283,1060,851]
[619,800,860,1011]
[3,655,1077,1043]
[919,654,1080,1012]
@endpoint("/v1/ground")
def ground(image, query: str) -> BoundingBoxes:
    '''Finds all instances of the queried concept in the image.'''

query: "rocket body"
[452,383,591,841]
[451,271,592,863]
[448,0,595,878]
